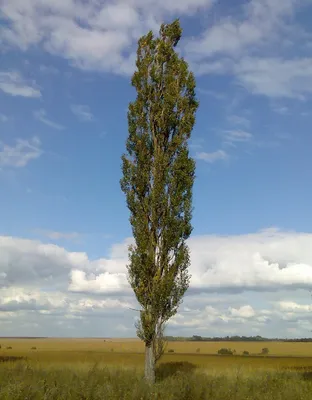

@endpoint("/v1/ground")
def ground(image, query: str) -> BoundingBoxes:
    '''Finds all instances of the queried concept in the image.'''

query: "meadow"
[1,338,312,399]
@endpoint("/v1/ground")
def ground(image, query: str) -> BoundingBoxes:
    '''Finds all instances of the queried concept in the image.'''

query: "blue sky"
[1,0,312,338]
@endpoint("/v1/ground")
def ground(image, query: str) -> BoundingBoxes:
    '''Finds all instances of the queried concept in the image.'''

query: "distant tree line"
[164,335,312,342]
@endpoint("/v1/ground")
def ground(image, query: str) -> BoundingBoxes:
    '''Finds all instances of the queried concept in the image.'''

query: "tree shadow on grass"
[291,366,312,381]
[156,361,197,381]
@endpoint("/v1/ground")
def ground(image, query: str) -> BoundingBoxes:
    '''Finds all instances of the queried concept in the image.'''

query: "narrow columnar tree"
[120,19,199,383]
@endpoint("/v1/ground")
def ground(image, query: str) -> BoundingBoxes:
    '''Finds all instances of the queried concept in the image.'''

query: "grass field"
[1,338,312,399]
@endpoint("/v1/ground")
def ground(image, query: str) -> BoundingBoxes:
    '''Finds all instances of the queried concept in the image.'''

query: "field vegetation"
[0,339,312,399]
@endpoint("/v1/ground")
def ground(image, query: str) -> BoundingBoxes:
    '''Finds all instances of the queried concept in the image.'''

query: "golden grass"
[1,339,312,372]
[2,338,312,356]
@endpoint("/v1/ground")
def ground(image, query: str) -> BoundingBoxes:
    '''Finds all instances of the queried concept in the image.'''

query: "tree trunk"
[145,343,156,384]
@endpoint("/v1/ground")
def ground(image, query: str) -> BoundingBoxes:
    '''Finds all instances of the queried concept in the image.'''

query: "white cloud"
[170,303,272,333]
[69,269,129,295]
[71,104,94,122]
[34,109,65,130]
[2,229,312,295]
[188,230,312,292]
[186,0,300,58]
[0,287,131,318]
[0,0,214,74]
[222,129,253,145]
[196,149,228,163]
[0,71,41,97]
[277,301,312,313]
[229,305,256,319]
[1,229,312,336]
[1,0,311,103]
[235,57,312,99]
[0,287,67,312]
[0,137,42,168]
[184,0,312,100]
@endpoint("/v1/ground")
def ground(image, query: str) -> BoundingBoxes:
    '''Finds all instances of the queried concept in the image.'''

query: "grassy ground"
[0,361,312,399]
[1,339,312,399]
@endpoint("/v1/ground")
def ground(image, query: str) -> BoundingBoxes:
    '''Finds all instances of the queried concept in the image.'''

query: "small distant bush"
[110,348,114,352]
[261,347,269,355]
[6,347,12,350]
[31,347,37,350]
[168,349,175,353]
[196,348,200,353]
[217,348,234,355]
[243,350,250,356]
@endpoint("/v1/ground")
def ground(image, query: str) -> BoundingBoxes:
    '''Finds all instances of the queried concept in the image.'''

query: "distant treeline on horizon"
[165,335,312,342]
[1,335,312,342]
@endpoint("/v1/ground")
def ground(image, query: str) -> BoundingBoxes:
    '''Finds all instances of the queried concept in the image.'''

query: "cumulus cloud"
[184,0,312,99]
[1,0,311,101]
[68,269,129,295]
[186,0,299,58]
[1,229,312,336]
[0,0,214,74]
[2,229,312,295]
[0,71,41,97]
[170,303,273,335]
[0,287,68,312]
[188,230,312,293]
[0,137,42,168]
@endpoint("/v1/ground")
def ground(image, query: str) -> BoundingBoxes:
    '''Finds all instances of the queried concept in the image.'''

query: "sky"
[0,0,312,338]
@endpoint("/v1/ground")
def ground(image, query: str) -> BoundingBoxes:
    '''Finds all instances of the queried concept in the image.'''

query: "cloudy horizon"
[1,229,312,338]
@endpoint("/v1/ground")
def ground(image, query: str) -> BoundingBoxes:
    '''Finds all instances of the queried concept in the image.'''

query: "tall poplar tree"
[120,19,199,383]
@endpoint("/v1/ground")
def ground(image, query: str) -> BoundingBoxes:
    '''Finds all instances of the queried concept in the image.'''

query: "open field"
[2,337,312,355]
[1,338,312,370]
[1,339,312,399]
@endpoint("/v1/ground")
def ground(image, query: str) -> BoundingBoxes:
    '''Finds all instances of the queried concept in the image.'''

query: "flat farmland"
[1,338,312,371]
[1,339,312,399]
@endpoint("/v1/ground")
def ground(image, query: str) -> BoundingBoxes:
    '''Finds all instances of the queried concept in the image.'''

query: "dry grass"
[2,338,312,355]
[1,339,312,371]
[1,339,312,399]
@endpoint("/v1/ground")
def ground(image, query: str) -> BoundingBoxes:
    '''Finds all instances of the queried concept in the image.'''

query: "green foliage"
[120,18,198,351]
[242,351,250,356]
[261,348,269,355]
[218,348,234,355]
